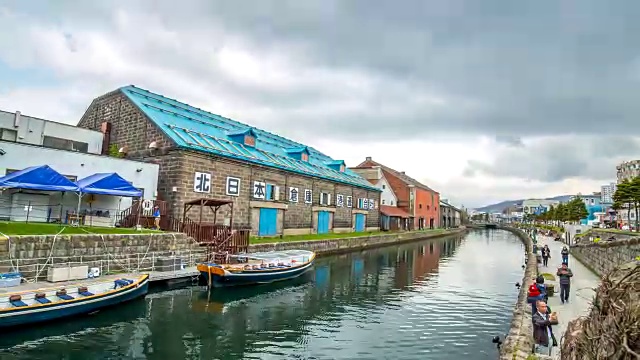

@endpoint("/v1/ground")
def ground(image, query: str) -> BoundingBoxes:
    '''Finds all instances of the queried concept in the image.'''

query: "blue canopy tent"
[0,165,79,192]
[76,173,142,197]
[75,173,142,226]
[0,165,79,223]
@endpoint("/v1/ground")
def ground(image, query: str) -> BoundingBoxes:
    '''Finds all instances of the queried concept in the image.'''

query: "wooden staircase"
[117,198,250,262]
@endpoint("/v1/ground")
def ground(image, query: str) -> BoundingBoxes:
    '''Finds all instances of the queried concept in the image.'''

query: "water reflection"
[0,230,524,360]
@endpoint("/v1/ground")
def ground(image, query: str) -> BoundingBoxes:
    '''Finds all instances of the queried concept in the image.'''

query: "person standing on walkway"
[556,263,573,304]
[541,245,551,267]
[153,205,161,230]
[532,300,558,355]
[561,246,569,265]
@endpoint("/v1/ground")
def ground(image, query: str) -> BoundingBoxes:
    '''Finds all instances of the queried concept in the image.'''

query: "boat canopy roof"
[233,249,314,261]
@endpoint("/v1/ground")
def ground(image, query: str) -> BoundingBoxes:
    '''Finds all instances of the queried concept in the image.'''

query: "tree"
[613,180,633,230]
[630,177,640,231]
[561,196,589,223]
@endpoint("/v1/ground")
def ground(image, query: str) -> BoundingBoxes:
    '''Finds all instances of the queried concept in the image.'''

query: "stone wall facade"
[249,228,466,256]
[0,233,200,280]
[496,226,537,360]
[77,89,381,236]
[570,234,640,276]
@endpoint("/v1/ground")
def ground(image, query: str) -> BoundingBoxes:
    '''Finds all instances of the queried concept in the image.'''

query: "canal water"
[0,229,526,360]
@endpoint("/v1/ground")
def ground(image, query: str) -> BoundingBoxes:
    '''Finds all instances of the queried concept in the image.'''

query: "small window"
[0,128,17,142]
[301,153,309,162]
[265,184,280,201]
[244,135,256,147]
[382,200,386,205]
[419,204,422,209]
[391,201,394,205]
[43,136,88,153]
[320,192,331,206]
[339,164,345,172]
[382,184,386,189]
[427,205,430,210]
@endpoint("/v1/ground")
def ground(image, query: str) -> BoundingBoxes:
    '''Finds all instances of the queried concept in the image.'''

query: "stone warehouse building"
[77,86,381,236]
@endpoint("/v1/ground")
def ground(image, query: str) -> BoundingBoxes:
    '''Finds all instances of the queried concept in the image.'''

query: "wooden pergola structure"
[182,198,234,227]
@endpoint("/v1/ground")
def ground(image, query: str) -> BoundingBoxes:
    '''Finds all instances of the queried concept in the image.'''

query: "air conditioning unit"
[47,265,89,282]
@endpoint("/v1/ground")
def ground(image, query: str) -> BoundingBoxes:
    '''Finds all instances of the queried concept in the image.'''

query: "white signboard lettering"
[304,189,313,204]
[194,172,211,193]
[253,181,266,199]
[226,177,240,196]
[289,187,299,202]
[346,196,353,208]
[336,194,344,207]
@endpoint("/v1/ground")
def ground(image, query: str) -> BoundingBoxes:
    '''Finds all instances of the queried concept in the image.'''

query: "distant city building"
[616,160,640,183]
[601,183,617,203]
[575,193,602,207]
[522,199,560,215]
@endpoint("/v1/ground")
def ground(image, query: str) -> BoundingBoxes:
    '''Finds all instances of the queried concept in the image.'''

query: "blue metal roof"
[121,86,379,191]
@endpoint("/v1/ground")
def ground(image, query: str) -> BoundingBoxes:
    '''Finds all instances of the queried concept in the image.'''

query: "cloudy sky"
[1,1,637,208]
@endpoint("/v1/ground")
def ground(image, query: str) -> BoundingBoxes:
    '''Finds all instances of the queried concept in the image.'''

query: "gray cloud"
[2,0,640,187]
[464,136,640,182]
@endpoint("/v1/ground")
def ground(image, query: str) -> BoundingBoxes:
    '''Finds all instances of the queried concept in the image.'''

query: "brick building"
[350,158,440,229]
[77,85,380,236]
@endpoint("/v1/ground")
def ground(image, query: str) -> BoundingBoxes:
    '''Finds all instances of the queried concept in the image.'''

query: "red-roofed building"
[350,157,440,230]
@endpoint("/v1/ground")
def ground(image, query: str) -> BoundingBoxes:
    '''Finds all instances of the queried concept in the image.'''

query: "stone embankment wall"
[0,229,467,279]
[496,226,537,360]
[571,232,640,276]
[249,228,467,256]
[0,233,199,279]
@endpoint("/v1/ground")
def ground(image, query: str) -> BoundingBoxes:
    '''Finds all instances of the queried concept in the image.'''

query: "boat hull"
[0,275,149,328]
[200,259,315,288]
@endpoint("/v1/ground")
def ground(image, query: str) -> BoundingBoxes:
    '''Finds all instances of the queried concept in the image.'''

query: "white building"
[349,165,396,206]
[522,199,560,214]
[0,110,159,226]
[601,183,617,203]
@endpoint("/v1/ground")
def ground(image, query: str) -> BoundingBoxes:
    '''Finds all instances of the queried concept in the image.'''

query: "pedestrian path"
[537,236,600,359]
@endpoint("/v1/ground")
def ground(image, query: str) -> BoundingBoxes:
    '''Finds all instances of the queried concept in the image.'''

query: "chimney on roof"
[400,171,405,174]
[366,156,372,161]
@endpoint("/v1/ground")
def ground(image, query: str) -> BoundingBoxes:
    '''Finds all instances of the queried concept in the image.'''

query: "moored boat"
[0,274,149,328]
[197,250,316,288]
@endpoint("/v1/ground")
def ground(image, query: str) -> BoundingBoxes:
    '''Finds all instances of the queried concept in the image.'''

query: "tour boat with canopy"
[197,250,316,288]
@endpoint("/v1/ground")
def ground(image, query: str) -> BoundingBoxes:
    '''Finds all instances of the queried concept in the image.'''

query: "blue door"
[355,213,366,232]
[258,208,278,236]
[317,211,330,234]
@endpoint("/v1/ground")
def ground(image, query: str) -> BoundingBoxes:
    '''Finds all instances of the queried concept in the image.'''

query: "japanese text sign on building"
[194,172,211,193]
[362,199,369,209]
[253,181,266,199]
[304,189,313,204]
[289,187,299,203]
[336,194,344,207]
[346,196,353,208]
[226,177,240,196]
[369,199,375,210]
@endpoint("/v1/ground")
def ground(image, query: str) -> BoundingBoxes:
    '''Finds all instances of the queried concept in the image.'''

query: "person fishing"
[541,245,551,267]
[561,246,569,265]
[556,263,573,304]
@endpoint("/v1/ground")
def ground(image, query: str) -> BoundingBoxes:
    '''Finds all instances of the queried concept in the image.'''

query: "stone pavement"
[537,236,601,359]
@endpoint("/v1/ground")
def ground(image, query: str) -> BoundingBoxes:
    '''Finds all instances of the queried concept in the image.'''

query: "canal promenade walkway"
[537,235,600,359]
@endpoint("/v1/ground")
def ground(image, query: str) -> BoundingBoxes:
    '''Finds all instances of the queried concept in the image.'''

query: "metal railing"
[0,248,208,283]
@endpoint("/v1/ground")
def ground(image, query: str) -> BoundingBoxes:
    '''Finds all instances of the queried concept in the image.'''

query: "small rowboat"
[197,250,316,288]
[0,274,149,328]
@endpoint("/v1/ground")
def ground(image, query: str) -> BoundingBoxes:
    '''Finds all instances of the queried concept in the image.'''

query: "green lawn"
[0,222,160,236]
[250,228,448,244]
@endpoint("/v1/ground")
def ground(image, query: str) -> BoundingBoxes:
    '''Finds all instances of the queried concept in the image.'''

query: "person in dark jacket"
[561,246,569,265]
[556,263,574,304]
[532,300,557,355]
[541,245,551,267]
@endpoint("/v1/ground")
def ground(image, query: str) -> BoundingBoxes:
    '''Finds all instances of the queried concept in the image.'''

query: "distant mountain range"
[474,195,574,213]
